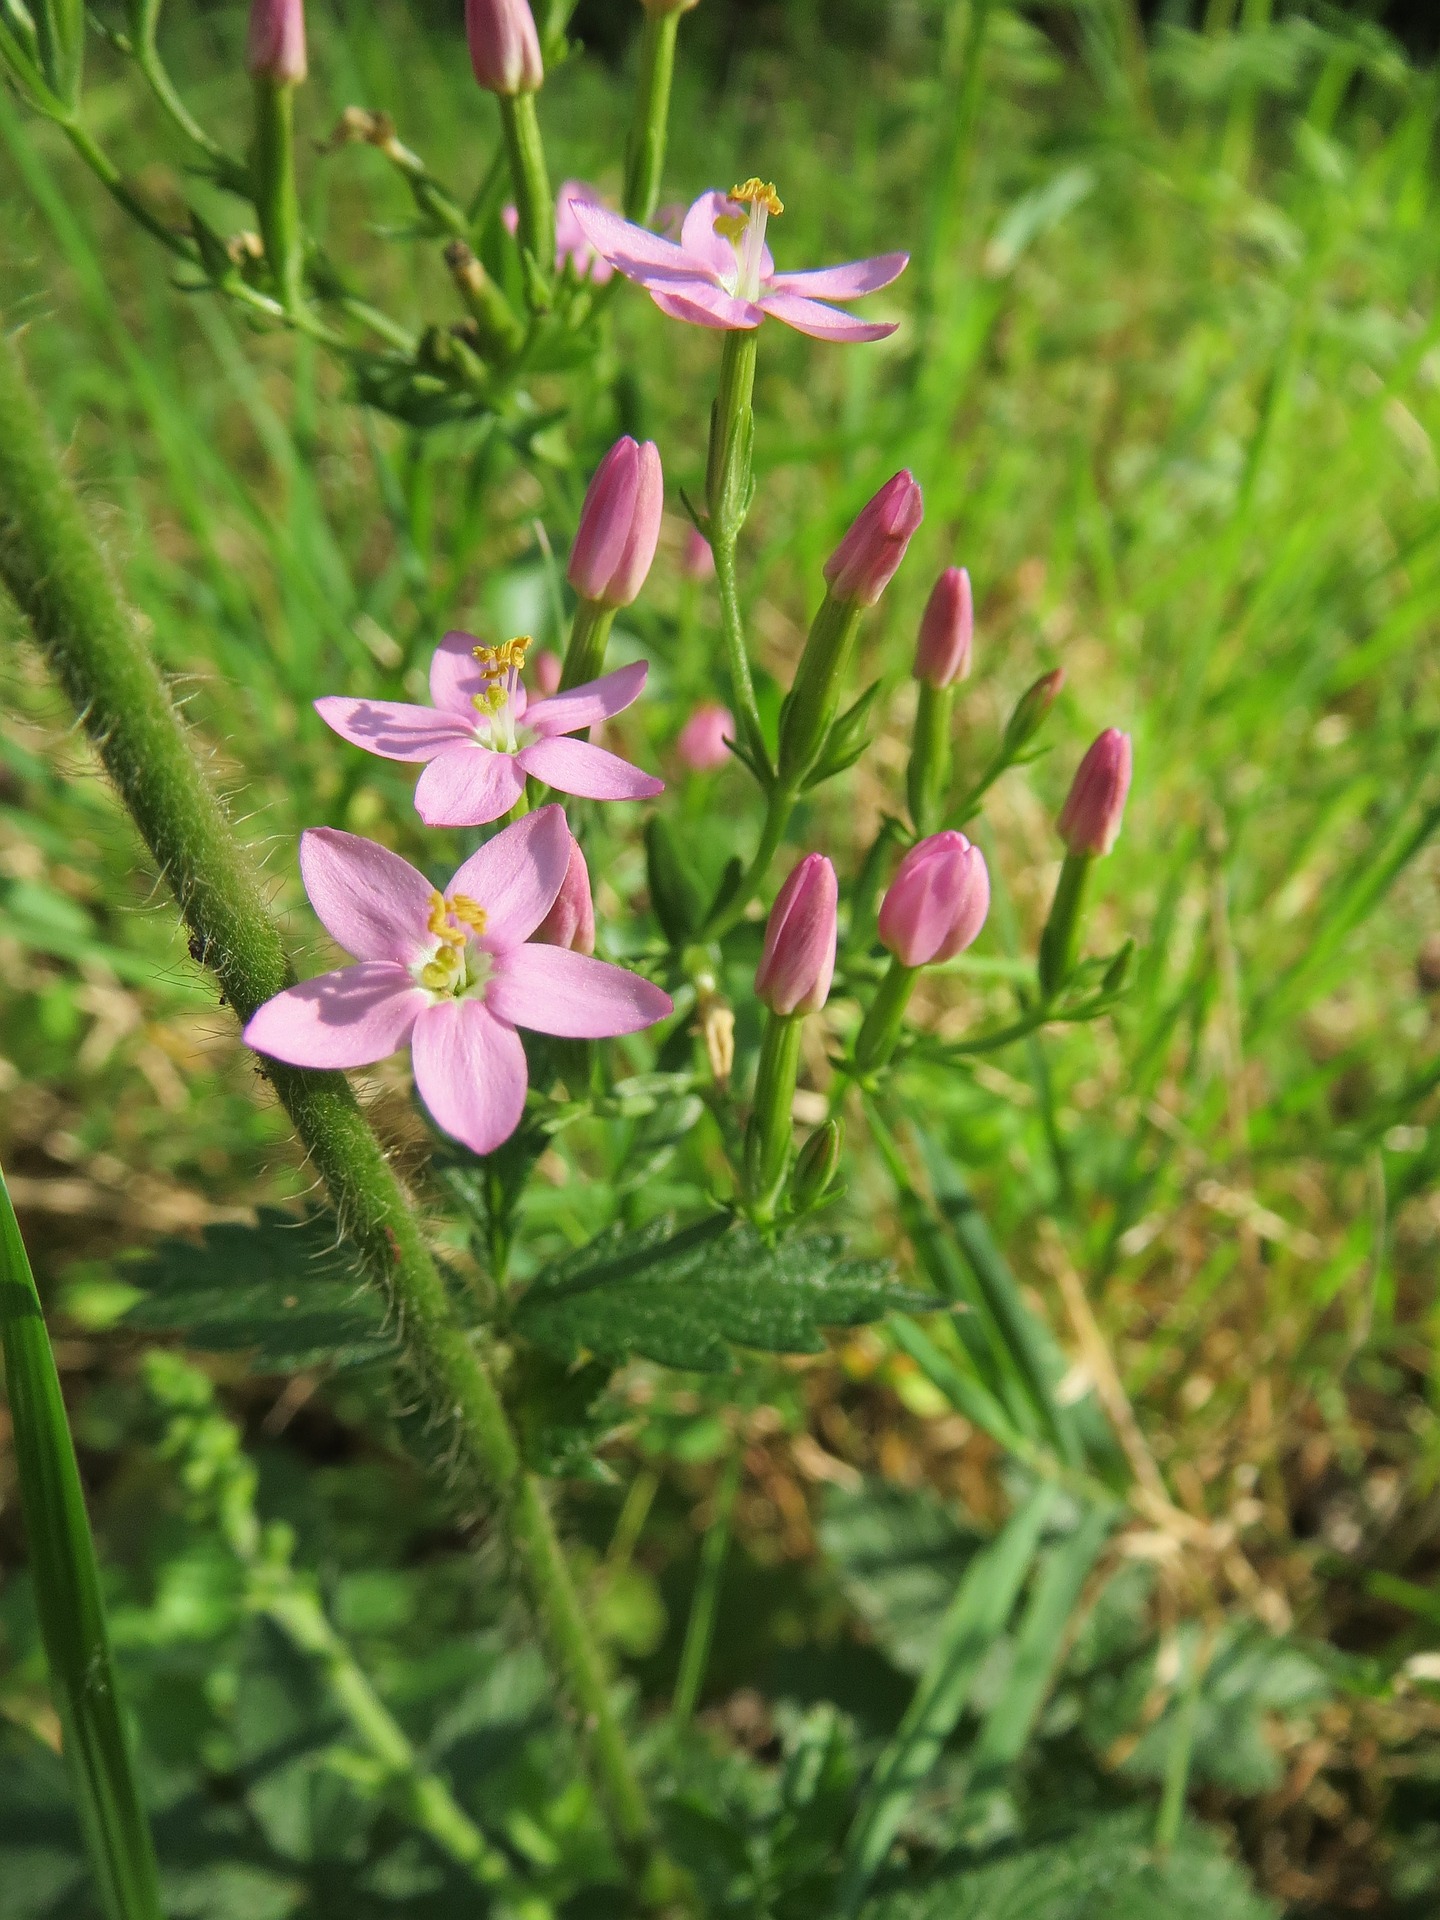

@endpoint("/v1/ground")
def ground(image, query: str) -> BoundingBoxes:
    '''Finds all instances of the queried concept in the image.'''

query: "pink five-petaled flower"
[243,808,670,1156]
[315,632,663,828]
[755,854,838,1016]
[568,178,907,342]
[879,832,990,968]
[1057,728,1132,856]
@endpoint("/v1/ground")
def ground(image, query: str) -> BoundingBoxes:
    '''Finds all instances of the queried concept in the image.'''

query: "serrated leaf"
[512,1215,926,1371]
[119,1210,392,1373]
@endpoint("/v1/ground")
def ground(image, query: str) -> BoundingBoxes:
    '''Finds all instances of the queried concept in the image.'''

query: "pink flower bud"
[755,854,838,1016]
[878,832,990,968]
[532,837,595,955]
[676,702,734,772]
[534,648,563,695]
[914,566,973,688]
[1057,728,1132,856]
[681,526,715,581]
[822,471,924,608]
[247,0,307,82]
[566,437,664,609]
[465,0,543,95]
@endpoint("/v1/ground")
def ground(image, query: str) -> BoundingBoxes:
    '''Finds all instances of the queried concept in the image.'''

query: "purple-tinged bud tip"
[466,0,544,96]
[823,470,924,609]
[533,837,595,955]
[914,566,973,689]
[878,831,990,968]
[567,436,664,609]
[681,526,716,582]
[755,854,838,1016]
[1057,728,1132,856]
[676,702,734,773]
[247,0,307,82]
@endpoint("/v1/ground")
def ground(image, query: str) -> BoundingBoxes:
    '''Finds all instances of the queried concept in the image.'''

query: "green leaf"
[119,1210,393,1373]
[821,1481,986,1677]
[512,1215,926,1371]
[861,1806,1276,1920]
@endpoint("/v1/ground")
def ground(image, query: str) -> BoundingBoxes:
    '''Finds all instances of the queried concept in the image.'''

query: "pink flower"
[755,854,838,1016]
[824,472,925,607]
[243,809,671,1155]
[1057,728,1132,856]
[567,437,664,609]
[914,567,973,688]
[879,832,990,967]
[681,526,716,581]
[465,0,543,94]
[533,835,595,954]
[315,632,663,827]
[568,179,907,342]
[503,182,616,282]
[247,0,306,82]
[533,648,563,695]
[675,702,734,773]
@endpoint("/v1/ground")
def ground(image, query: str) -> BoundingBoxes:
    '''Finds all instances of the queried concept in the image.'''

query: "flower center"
[714,178,782,302]
[414,890,493,999]
[470,635,532,752]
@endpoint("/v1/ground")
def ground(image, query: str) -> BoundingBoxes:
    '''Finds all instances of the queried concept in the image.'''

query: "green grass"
[2,1,1439,1911]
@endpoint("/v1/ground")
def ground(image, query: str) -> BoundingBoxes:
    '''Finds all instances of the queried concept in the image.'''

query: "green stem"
[560,596,617,693]
[854,955,918,1073]
[906,679,953,836]
[706,328,757,536]
[0,1161,162,1920]
[1037,850,1092,999]
[622,8,680,224]
[776,591,864,788]
[700,779,793,939]
[712,533,769,779]
[251,76,303,313]
[743,1010,804,1219]
[672,1447,743,1728]
[0,329,663,1893]
[498,90,554,294]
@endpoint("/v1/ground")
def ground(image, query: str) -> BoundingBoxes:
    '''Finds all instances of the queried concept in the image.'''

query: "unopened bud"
[1057,728,1132,856]
[755,855,838,1017]
[676,703,734,773]
[791,1119,843,1210]
[533,648,563,695]
[878,832,990,968]
[465,0,543,95]
[533,837,595,954]
[247,0,307,83]
[914,566,973,689]
[1001,667,1065,756]
[681,526,716,581]
[823,470,924,608]
[567,436,664,609]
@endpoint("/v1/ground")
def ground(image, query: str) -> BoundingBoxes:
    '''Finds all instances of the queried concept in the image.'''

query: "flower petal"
[299,828,434,964]
[766,252,910,300]
[411,1000,528,1156]
[243,962,425,1068]
[448,803,571,947]
[649,284,762,330]
[314,696,472,763]
[414,744,525,827]
[517,734,664,802]
[758,290,899,342]
[488,944,672,1038]
[526,660,649,736]
[429,630,488,713]
[566,196,719,288]
[680,189,744,287]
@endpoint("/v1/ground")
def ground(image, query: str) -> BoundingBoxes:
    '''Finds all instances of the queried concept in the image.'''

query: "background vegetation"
[2,0,1439,1913]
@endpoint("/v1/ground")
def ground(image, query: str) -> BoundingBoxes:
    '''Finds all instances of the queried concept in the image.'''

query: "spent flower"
[243,809,670,1155]
[316,631,663,827]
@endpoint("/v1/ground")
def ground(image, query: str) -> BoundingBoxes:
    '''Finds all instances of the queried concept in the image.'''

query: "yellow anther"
[471,634,532,681]
[712,213,747,243]
[419,946,463,991]
[729,178,783,216]
[426,890,466,947]
[471,684,507,717]
[447,893,488,935]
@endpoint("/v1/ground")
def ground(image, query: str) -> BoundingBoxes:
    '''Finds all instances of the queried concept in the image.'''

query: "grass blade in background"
[0,1159,162,1920]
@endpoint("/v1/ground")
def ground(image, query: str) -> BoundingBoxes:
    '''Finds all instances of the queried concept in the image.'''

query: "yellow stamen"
[729,178,783,216]
[471,634,532,680]
[419,946,463,991]
[447,894,488,936]
[426,889,466,947]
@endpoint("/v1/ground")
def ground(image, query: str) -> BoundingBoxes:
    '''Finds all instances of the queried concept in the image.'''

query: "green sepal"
[805,678,884,790]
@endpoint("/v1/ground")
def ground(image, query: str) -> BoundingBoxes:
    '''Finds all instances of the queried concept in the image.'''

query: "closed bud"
[1057,728,1132,856]
[567,436,664,608]
[465,0,543,96]
[755,854,838,1016]
[681,525,716,581]
[1001,666,1065,755]
[534,648,563,695]
[791,1119,843,1209]
[676,702,734,772]
[878,832,989,968]
[823,471,924,608]
[533,837,595,954]
[247,0,307,82]
[914,566,973,689]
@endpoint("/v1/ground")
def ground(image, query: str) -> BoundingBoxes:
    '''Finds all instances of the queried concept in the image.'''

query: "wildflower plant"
[0,3,1233,1917]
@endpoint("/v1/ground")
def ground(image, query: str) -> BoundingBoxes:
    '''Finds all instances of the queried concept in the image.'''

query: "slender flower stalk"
[745,855,837,1219]
[1038,728,1132,998]
[467,0,553,288]
[247,0,307,312]
[907,566,973,835]
[856,832,989,1071]
[316,632,662,825]
[623,0,697,224]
